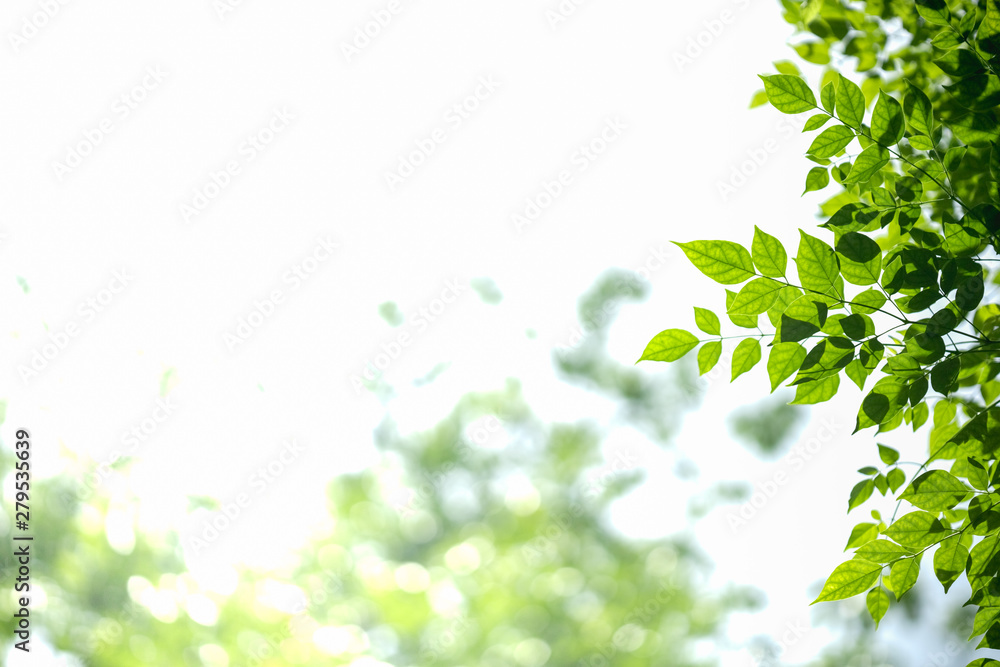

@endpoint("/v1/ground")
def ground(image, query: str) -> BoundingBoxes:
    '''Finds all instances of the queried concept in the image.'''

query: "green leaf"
[887,468,906,493]
[759,74,817,114]
[884,511,950,549]
[729,277,785,315]
[820,81,836,113]
[846,522,880,550]
[675,241,756,285]
[878,444,899,465]
[803,114,831,131]
[932,356,962,394]
[796,231,840,293]
[844,145,889,185]
[767,342,807,392]
[836,232,883,285]
[731,338,762,382]
[871,91,905,146]
[866,586,890,628]
[807,125,856,158]
[850,289,887,315]
[855,539,914,563]
[933,534,970,593]
[982,0,1000,54]
[969,534,1000,593]
[951,111,1000,146]
[915,0,951,24]
[639,329,699,363]
[837,74,866,129]
[904,82,934,137]
[791,373,840,405]
[694,307,721,335]
[697,341,722,376]
[932,29,963,50]
[751,226,787,278]
[848,478,875,512]
[887,556,921,599]
[804,166,830,194]
[749,89,769,109]
[725,289,759,329]
[812,559,882,603]
[900,470,971,511]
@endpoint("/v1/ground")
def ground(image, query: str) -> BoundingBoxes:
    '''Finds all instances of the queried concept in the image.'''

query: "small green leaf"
[694,307,721,336]
[933,534,970,593]
[899,470,970,511]
[866,586,890,628]
[884,511,950,549]
[836,232,883,286]
[731,338,762,382]
[807,125,856,158]
[846,522,880,550]
[887,556,920,599]
[848,478,875,512]
[729,277,785,315]
[820,81,836,113]
[855,539,914,563]
[675,240,756,285]
[639,329,699,363]
[725,289,759,329]
[791,373,840,405]
[804,166,830,194]
[915,0,951,25]
[796,231,840,293]
[751,226,787,278]
[850,289,887,315]
[767,342,807,392]
[887,468,906,493]
[878,444,899,465]
[837,74,866,129]
[759,74,818,114]
[698,341,722,376]
[871,91,905,146]
[812,559,882,603]
[844,145,889,185]
[803,114,831,131]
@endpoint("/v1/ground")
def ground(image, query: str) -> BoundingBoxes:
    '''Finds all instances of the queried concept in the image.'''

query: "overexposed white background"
[0,1,949,665]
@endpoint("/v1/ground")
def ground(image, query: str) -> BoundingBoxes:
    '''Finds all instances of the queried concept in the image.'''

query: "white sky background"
[0,0,958,665]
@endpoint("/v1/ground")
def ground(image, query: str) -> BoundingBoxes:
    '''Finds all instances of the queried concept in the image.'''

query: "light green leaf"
[751,226,787,278]
[796,231,840,293]
[837,74,866,129]
[887,468,906,493]
[887,556,920,599]
[803,114,831,131]
[807,125,856,158]
[933,534,970,593]
[950,111,1000,146]
[804,166,830,194]
[726,289,758,329]
[675,240,756,285]
[820,81,836,113]
[731,338,762,382]
[866,586,890,628]
[855,539,914,563]
[899,470,970,511]
[850,289,887,315]
[836,232,883,286]
[812,558,882,603]
[871,91,905,146]
[639,329,699,363]
[915,0,951,25]
[694,307,721,335]
[730,277,785,315]
[844,145,889,185]
[878,444,899,465]
[759,74,817,114]
[884,511,950,549]
[791,373,840,405]
[767,342,807,392]
[845,522,880,550]
[698,341,722,376]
